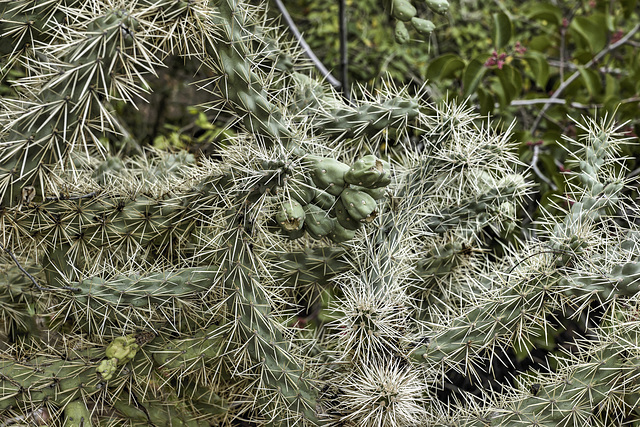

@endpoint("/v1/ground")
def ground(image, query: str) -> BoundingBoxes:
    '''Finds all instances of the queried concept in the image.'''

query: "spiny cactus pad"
[0,0,638,426]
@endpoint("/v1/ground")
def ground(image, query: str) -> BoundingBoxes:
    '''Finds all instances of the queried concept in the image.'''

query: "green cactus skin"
[312,190,336,210]
[276,199,306,231]
[329,222,357,243]
[0,6,153,207]
[344,155,387,188]
[425,0,450,14]
[149,329,226,381]
[56,266,219,335]
[315,97,421,140]
[288,177,316,205]
[352,185,387,200]
[308,156,350,196]
[411,17,436,35]
[392,0,417,21]
[217,222,324,425]
[490,345,640,426]
[207,0,296,148]
[333,198,362,231]
[394,20,411,44]
[0,356,100,411]
[303,203,336,240]
[109,399,207,427]
[63,399,92,427]
[273,247,349,289]
[340,188,378,223]
[0,265,41,342]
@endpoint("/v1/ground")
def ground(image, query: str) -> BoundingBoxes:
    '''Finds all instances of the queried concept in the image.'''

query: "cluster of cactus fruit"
[2,0,640,426]
[388,0,449,43]
[276,154,390,242]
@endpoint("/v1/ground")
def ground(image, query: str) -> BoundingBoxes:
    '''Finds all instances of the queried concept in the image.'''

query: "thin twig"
[511,99,566,106]
[510,99,598,109]
[273,0,342,90]
[531,144,557,191]
[547,59,627,75]
[512,95,640,109]
[530,23,640,135]
[338,0,350,102]
[0,242,79,292]
[559,23,566,82]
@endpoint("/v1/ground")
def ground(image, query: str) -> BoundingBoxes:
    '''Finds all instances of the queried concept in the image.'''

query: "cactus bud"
[329,222,357,243]
[392,0,417,21]
[425,0,449,14]
[340,188,378,223]
[411,17,435,35]
[352,185,387,200]
[308,155,350,196]
[96,358,118,381]
[105,335,139,363]
[276,200,305,231]
[288,177,315,205]
[304,204,336,239]
[395,21,411,44]
[345,155,388,188]
[313,190,336,211]
[333,198,362,230]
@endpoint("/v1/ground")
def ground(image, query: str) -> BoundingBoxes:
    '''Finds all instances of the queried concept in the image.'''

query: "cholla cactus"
[1,0,640,426]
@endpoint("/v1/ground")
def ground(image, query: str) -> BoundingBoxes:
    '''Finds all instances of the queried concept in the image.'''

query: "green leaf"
[578,67,602,99]
[426,54,465,81]
[476,87,494,115]
[604,74,619,100]
[462,58,487,98]
[528,35,553,53]
[524,52,549,89]
[526,4,561,26]
[620,0,638,18]
[492,12,511,49]
[495,64,522,106]
[570,15,607,53]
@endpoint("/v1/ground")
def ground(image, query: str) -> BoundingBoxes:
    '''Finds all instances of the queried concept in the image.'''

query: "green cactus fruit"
[352,185,387,200]
[105,335,139,363]
[313,190,336,211]
[304,204,336,239]
[288,177,315,205]
[411,17,435,35]
[373,158,392,188]
[308,155,350,196]
[276,200,305,231]
[333,198,362,230]
[340,188,378,223]
[329,222,357,243]
[392,0,417,21]
[96,358,118,381]
[345,155,388,188]
[395,21,411,44]
[425,0,449,14]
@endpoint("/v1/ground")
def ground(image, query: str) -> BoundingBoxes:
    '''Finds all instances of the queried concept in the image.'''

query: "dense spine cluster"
[1,0,640,426]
